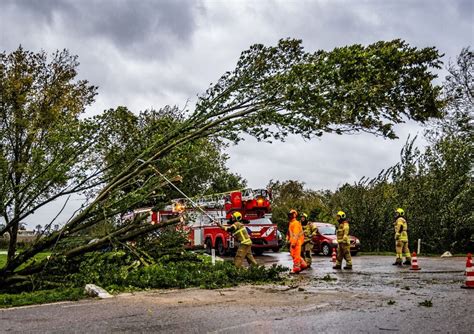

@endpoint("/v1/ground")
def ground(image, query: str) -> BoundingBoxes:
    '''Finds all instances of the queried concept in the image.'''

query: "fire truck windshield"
[247,217,273,225]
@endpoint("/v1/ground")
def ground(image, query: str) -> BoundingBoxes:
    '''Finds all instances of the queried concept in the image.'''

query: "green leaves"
[196,39,442,143]
[0,47,98,264]
[93,106,246,209]
[419,299,433,307]
[67,251,286,291]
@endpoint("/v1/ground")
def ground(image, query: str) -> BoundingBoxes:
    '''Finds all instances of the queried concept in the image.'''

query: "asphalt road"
[1,254,473,333]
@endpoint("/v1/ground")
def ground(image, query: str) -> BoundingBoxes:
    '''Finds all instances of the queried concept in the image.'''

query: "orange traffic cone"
[461,253,474,289]
[331,247,337,263]
[409,252,421,271]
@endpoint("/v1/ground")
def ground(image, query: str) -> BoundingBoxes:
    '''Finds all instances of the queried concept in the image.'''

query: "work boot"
[300,261,308,271]
[392,260,402,266]
[403,259,412,265]
[343,265,352,270]
[290,266,301,274]
[333,264,342,269]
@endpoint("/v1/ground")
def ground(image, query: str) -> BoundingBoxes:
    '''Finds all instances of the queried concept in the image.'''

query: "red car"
[311,222,361,256]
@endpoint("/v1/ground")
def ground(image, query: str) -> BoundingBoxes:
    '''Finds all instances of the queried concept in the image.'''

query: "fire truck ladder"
[138,159,217,222]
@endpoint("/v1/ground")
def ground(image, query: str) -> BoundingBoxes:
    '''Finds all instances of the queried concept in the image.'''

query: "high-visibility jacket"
[336,221,350,245]
[394,217,408,242]
[303,223,318,244]
[224,222,252,245]
[287,219,304,246]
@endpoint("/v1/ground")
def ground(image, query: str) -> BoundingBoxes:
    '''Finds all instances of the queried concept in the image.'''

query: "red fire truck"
[141,188,281,256]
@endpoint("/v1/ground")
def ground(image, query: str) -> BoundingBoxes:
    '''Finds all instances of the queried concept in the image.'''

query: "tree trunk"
[7,222,18,264]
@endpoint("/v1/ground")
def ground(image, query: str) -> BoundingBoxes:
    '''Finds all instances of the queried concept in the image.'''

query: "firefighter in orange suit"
[217,212,257,268]
[333,211,352,270]
[286,209,308,274]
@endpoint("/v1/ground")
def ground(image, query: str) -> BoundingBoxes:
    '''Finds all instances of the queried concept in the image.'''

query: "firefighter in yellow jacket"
[333,211,352,270]
[217,211,258,268]
[393,208,411,266]
[300,213,318,267]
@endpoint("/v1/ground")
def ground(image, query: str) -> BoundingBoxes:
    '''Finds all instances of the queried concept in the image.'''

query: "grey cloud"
[73,0,196,50]
[3,0,71,24]
[265,0,473,55]
[3,0,199,59]
[454,0,474,20]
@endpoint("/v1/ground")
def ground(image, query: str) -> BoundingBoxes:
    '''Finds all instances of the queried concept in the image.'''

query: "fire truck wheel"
[215,238,227,256]
[205,238,213,254]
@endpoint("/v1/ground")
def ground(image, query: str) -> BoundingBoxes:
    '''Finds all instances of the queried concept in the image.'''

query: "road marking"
[300,303,330,312]
[60,301,107,308]
[209,320,269,333]
[0,301,73,311]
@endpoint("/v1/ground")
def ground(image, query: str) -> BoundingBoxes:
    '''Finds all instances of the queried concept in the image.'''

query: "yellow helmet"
[301,213,308,219]
[232,211,242,221]
[396,208,404,216]
[336,211,346,219]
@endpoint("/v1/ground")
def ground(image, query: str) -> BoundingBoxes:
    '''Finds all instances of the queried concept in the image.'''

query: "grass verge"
[0,288,87,308]
[0,252,52,269]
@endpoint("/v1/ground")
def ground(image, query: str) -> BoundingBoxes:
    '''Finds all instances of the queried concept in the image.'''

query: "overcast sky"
[1,0,473,228]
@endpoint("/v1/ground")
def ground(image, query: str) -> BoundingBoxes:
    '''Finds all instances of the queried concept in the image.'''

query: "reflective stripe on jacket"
[394,217,408,242]
[229,222,252,245]
[303,224,318,243]
[336,221,350,244]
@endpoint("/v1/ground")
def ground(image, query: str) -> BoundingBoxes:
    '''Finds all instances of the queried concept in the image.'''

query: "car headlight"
[332,240,338,245]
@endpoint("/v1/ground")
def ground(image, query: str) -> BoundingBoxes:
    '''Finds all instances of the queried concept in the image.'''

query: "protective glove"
[290,243,296,250]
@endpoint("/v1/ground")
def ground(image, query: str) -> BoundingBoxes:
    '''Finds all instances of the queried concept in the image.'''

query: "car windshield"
[318,225,336,235]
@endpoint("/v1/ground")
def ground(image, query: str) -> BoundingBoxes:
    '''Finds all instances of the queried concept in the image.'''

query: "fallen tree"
[0,38,444,287]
